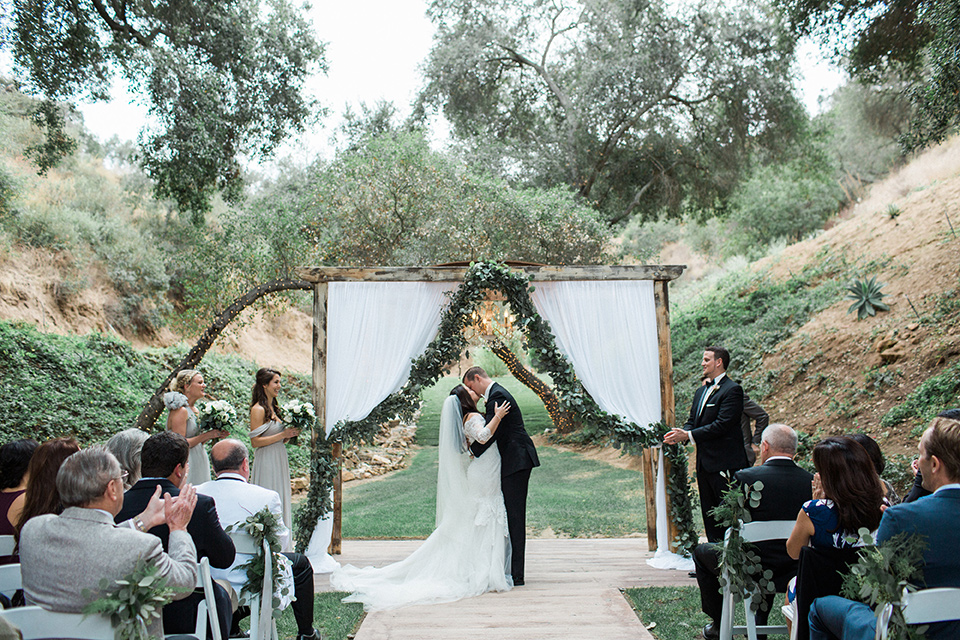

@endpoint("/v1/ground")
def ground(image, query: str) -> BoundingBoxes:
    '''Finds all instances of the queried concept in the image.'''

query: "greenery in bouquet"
[82,558,189,640]
[281,399,316,434]
[196,399,238,433]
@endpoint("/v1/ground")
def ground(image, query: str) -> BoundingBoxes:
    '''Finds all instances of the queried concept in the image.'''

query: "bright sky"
[71,0,846,163]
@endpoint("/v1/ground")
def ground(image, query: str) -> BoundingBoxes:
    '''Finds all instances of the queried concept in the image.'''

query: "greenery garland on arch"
[294,261,698,555]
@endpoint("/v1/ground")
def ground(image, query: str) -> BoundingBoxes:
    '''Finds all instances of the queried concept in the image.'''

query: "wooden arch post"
[299,265,686,554]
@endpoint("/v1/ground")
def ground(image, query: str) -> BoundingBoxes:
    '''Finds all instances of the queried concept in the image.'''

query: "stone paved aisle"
[316,538,691,640]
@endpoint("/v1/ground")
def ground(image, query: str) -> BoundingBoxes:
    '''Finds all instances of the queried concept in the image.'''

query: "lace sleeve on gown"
[463,414,492,444]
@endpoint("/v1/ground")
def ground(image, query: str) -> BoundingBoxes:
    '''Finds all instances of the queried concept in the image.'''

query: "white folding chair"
[227,531,277,640]
[194,556,221,640]
[0,605,115,639]
[719,520,797,640]
[875,586,960,640]
[0,536,15,557]
[0,563,21,602]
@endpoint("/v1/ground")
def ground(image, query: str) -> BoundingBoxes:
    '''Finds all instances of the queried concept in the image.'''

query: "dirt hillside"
[749,136,960,453]
[0,249,314,373]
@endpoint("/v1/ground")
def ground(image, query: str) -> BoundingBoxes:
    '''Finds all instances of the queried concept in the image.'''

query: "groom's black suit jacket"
[682,375,749,473]
[469,382,539,477]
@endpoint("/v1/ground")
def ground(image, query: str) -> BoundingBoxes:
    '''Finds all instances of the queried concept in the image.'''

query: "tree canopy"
[6,0,325,217]
[417,0,806,225]
[775,0,960,149]
[173,125,611,333]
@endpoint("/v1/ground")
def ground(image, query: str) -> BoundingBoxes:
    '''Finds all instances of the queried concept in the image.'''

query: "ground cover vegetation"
[0,319,313,475]
[624,586,787,640]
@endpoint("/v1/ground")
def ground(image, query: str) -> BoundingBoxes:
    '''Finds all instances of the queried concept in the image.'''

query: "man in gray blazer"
[19,447,198,639]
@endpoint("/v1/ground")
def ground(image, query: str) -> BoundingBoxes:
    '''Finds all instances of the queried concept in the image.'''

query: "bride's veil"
[436,394,470,527]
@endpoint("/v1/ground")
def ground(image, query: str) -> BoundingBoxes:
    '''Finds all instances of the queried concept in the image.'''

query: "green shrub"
[0,320,315,458]
[726,160,844,259]
[880,360,960,433]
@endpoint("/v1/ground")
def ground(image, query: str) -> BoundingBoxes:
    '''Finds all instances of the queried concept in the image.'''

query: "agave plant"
[846,276,890,320]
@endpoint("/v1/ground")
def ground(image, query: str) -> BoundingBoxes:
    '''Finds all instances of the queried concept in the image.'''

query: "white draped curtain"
[305,281,456,571]
[530,281,692,569]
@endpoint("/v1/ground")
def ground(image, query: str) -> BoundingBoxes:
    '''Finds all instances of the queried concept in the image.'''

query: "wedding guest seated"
[693,424,813,640]
[197,439,320,640]
[904,408,960,503]
[18,447,198,639]
[14,437,80,537]
[846,432,899,504]
[0,438,37,563]
[786,436,884,560]
[115,431,235,640]
[809,416,960,640]
[105,428,150,490]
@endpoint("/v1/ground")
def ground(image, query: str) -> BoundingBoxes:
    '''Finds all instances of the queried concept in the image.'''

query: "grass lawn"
[624,586,788,640]
[246,592,364,640]
[341,375,646,538]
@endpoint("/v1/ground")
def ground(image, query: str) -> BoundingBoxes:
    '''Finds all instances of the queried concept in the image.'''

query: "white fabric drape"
[305,281,457,572]
[529,281,661,425]
[530,281,691,569]
[646,447,695,570]
[324,281,458,435]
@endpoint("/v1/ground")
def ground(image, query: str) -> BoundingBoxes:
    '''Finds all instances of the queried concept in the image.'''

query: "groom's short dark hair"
[463,366,488,383]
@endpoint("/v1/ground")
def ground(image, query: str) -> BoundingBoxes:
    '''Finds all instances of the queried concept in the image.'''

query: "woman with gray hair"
[105,429,150,490]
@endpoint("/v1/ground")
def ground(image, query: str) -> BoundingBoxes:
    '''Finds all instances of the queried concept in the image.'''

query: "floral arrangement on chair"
[229,507,293,615]
[196,399,238,433]
[714,477,776,613]
[82,557,189,640]
[841,530,928,640]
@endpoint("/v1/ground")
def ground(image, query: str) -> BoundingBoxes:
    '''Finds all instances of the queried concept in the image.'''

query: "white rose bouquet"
[196,399,237,433]
[281,399,315,444]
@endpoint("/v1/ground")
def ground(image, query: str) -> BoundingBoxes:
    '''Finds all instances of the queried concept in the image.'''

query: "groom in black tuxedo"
[463,366,540,585]
[664,346,749,542]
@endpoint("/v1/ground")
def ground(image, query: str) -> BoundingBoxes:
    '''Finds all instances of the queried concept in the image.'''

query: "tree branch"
[134,278,313,430]
[91,0,154,47]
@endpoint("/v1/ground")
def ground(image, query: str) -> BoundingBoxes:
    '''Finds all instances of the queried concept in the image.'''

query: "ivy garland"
[294,261,698,555]
[714,478,777,613]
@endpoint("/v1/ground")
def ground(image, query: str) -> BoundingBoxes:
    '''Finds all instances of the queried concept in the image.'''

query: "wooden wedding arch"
[298,264,687,553]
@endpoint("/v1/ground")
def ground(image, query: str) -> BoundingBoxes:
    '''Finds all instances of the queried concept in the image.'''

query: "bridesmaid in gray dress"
[249,367,299,537]
[164,369,227,486]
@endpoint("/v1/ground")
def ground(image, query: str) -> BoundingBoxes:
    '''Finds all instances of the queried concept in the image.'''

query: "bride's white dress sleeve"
[464,414,491,444]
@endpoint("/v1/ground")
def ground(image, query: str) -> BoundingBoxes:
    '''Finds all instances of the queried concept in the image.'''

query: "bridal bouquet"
[196,399,238,433]
[281,400,315,444]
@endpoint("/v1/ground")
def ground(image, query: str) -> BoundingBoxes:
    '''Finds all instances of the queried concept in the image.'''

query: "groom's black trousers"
[502,468,532,583]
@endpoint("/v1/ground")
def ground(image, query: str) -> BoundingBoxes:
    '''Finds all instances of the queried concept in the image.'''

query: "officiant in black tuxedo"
[664,346,749,542]
[463,366,540,585]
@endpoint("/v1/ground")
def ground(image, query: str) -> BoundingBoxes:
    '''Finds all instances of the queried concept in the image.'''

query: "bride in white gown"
[329,385,514,611]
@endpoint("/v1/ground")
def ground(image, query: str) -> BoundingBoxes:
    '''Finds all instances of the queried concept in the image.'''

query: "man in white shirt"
[197,440,320,640]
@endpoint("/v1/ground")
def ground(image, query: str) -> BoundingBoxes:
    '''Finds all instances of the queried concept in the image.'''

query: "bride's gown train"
[329,397,512,611]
